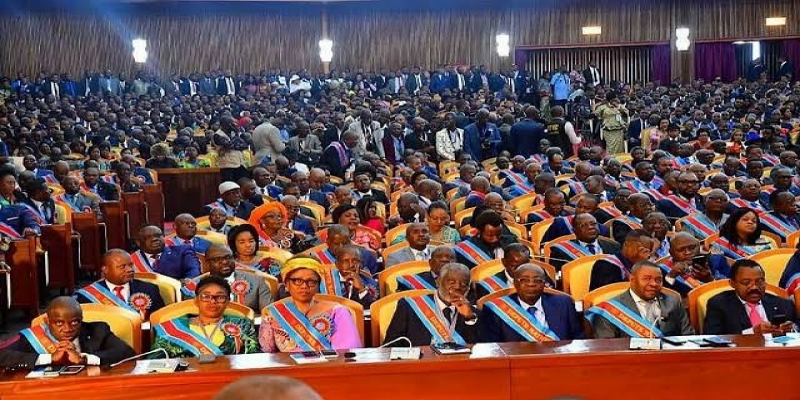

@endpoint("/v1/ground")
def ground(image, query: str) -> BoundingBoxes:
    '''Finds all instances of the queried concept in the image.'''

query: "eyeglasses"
[736,279,766,287]
[287,278,321,288]
[516,278,546,286]
[207,254,234,263]
[198,293,230,303]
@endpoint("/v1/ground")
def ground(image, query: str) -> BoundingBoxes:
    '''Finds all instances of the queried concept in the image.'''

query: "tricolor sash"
[673,157,694,167]
[181,276,251,301]
[605,255,630,279]
[454,240,494,266]
[206,200,234,217]
[265,302,332,351]
[758,213,796,239]
[729,198,764,211]
[665,195,698,216]
[19,203,46,225]
[154,319,224,356]
[763,154,780,166]
[526,210,553,222]
[466,191,487,203]
[318,268,343,296]
[328,142,350,170]
[711,236,761,259]
[658,262,701,289]
[501,171,533,191]
[404,296,466,345]
[42,174,59,185]
[681,213,718,238]
[785,272,800,295]
[312,248,336,265]
[181,277,199,298]
[551,240,593,261]
[19,324,59,355]
[131,251,154,273]
[477,275,510,294]
[484,296,559,342]
[397,274,435,290]
[0,221,23,239]
[54,194,86,212]
[599,206,625,219]
[566,181,586,196]
[75,281,138,313]
[585,299,662,338]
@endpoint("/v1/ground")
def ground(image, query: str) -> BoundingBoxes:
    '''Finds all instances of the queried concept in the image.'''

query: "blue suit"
[462,122,501,162]
[779,251,800,290]
[656,195,705,220]
[169,236,212,254]
[0,204,40,237]
[509,119,546,158]
[75,279,166,319]
[480,293,583,342]
[541,216,609,244]
[290,216,314,236]
[306,189,330,210]
[33,169,55,180]
[138,246,201,280]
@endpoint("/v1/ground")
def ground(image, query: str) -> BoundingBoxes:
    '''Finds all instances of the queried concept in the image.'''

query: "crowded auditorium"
[0,0,800,398]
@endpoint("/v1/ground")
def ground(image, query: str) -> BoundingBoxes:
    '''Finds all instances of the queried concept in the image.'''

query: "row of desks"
[1,335,797,400]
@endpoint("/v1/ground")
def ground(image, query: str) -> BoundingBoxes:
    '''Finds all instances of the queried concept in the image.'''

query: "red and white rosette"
[231,280,250,303]
[310,317,332,336]
[222,322,241,337]
[129,293,152,317]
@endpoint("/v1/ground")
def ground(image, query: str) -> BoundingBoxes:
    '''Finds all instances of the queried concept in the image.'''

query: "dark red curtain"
[650,44,671,84]
[694,42,738,82]
[781,39,800,80]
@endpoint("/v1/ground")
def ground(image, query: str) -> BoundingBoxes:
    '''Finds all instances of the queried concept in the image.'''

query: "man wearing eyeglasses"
[656,171,704,220]
[481,264,582,343]
[704,259,796,335]
[182,244,271,313]
[589,229,657,291]
[0,296,134,369]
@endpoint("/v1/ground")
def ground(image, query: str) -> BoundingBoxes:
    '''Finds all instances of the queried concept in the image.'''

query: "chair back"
[385,223,410,246]
[149,300,255,340]
[788,231,800,250]
[449,197,467,218]
[299,201,326,225]
[506,222,528,240]
[529,218,555,255]
[509,192,539,212]
[471,259,556,286]
[747,248,796,287]
[369,289,435,346]
[542,234,576,263]
[476,287,567,309]
[134,272,182,304]
[582,282,681,312]
[377,261,431,296]
[518,205,545,224]
[317,295,365,345]
[687,280,787,333]
[32,304,143,353]
[561,254,608,300]
[195,215,248,231]
[257,247,294,266]
[454,207,476,228]
[236,268,280,301]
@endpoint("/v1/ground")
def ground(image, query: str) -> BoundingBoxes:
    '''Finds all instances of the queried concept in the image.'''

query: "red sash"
[269,302,328,351]
[591,301,654,337]
[0,222,22,239]
[682,213,717,237]
[600,206,624,219]
[312,248,336,264]
[131,251,154,273]
[666,195,697,215]
[455,240,493,265]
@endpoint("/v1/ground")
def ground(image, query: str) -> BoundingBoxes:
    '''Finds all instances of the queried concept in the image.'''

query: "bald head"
[514,263,546,279]
[470,176,490,193]
[214,376,322,400]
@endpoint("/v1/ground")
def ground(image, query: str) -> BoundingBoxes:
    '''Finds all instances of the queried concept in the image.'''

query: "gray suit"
[231,270,272,313]
[252,121,285,164]
[345,120,384,159]
[287,135,322,155]
[385,245,436,268]
[591,289,693,338]
[199,78,217,95]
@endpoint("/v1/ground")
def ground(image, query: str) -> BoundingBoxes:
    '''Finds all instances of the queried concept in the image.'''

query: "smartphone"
[300,351,320,358]
[770,314,788,326]
[688,339,712,347]
[703,336,733,347]
[691,254,709,269]
[662,337,686,346]
[320,350,338,358]
[59,365,85,375]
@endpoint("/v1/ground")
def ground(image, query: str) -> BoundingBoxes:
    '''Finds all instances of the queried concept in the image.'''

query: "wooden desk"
[0,344,508,400]
[157,168,221,221]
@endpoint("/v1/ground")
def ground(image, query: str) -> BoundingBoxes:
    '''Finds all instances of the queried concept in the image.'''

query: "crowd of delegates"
[1,60,800,368]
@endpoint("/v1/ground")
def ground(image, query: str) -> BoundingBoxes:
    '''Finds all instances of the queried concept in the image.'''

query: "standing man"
[213,116,248,183]
[252,117,285,165]
[549,65,571,108]
[510,106,545,158]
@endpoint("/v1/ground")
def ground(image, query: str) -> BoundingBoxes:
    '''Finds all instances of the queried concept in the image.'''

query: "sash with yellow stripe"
[318,268,343,296]
[551,240,593,261]
[599,206,625,219]
[484,295,559,342]
[501,171,533,191]
[75,281,138,313]
[19,203,46,226]
[585,299,662,338]
[153,318,224,356]
[785,272,800,295]
[312,248,336,265]
[404,295,466,345]
[758,213,796,239]
[19,324,59,355]
[0,221,23,239]
[658,262,701,290]
[681,213,718,238]
[729,198,765,212]
[265,302,332,351]
[454,240,494,266]
[711,237,760,259]
[131,251,154,273]
[396,274,436,290]
[477,275,509,294]
[664,195,697,216]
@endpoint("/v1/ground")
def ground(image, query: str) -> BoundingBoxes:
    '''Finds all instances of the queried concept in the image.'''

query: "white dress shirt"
[435,293,477,326]
[411,247,430,261]
[106,281,130,302]
[35,338,101,366]
[578,240,601,255]
[629,289,661,323]
[519,296,549,328]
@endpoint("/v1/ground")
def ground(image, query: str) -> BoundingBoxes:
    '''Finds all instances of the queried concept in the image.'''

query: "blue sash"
[397,274,435,290]
[154,318,224,356]
[20,325,59,354]
[454,240,494,266]
[585,299,663,338]
[75,281,138,313]
[484,296,559,342]
[477,275,510,294]
[404,296,466,345]
[266,302,333,351]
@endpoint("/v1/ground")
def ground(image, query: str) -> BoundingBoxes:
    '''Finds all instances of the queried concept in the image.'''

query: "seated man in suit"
[656,171,704,220]
[182,244,271,313]
[455,211,518,269]
[589,229,657,291]
[525,187,572,224]
[386,223,435,268]
[308,224,378,274]
[704,259,797,335]
[481,264,583,343]
[20,178,57,225]
[132,225,201,282]
[659,233,716,297]
[351,172,389,204]
[83,167,119,201]
[207,208,232,235]
[588,261,693,338]
[541,193,609,244]
[384,263,480,346]
[281,195,315,236]
[22,154,55,181]
[760,191,800,242]
[474,243,532,300]
[396,246,456,291]
[0,296,135,369]
[166,213,213,254]
[332,245,378,308]
[203,181,256,220]
[75,249,165,318]
[611,193,653,244]
[57,176,102,221]
[549,213,621,271]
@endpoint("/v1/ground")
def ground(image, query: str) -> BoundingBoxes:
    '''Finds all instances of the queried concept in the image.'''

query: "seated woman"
[391,201,460,245]
[151,276,259,357]
[331,204,381,251]
[709,207,777,277]
[248,201,303,253]
[355,196,385,235]
[228,224,282,277]
[179,145,211,169]
[260,257,362,353]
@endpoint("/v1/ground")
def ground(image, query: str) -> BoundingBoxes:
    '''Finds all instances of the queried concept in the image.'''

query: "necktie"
[443,307,454,325]
[343,281,352,297]
[645,182,653,189]
[113,286,125,302]
[151,253,161,271]
[526,306,537,319]
[586,244,596,255]
[417,250,429,261]
[747,303,762,327]
[643,300,658,323]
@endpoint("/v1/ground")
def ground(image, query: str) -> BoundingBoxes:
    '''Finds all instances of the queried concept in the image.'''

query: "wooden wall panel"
[0,0,798,76]
[526,46,652,84]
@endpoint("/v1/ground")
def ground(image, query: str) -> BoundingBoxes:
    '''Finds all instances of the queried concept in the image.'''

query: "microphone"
[379,336,412,348]
[109,348,169,368]
[379,337,420,360]
[648,316,669,340]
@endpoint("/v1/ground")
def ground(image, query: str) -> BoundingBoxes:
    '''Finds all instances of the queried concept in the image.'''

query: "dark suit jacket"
[480,293,583,342]
[85,181,119,201]
[216,76,239,95]
[19,198,57,225]
[382,134,405,164]
[589,253,634,291]
[139,246,201,280]
[656,195,705,220]
[549,239,621,271]
[462,122,501,162]
[202,201,256,221]
[397,271,437,292]
[384,294,480,346]
[703,291,797,335]
[404,131,434,153]
[0,322,135,368]
[541,216,610,244]
[320,143,351,179]
[591,290,693,338]
[290,216,315,236]
[509,119,546,158]
[626,119,647,147]
[75,279,166,319]
[307,189,330,210]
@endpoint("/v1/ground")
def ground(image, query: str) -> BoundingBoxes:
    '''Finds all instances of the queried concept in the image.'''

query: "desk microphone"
[378,337,420,360]
[649,316,669,340]
[109,348,169,369]
[378,336,412,348]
